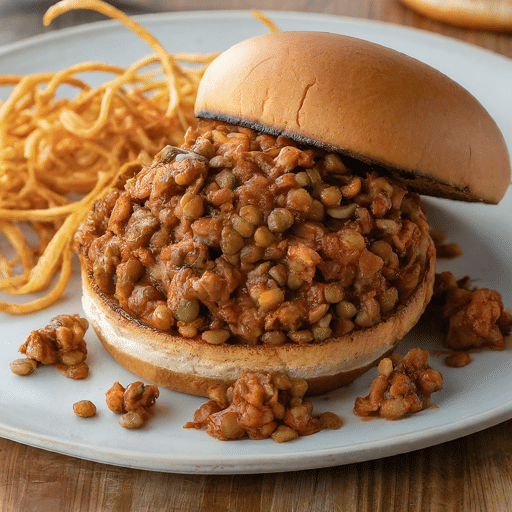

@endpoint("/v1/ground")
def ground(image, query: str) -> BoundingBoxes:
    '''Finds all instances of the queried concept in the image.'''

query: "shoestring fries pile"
[0,0,220,314]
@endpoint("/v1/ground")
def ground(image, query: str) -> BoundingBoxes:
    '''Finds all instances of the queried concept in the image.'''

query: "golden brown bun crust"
[79,239,436,397]
[195,31,510,204]
[399,0,512,31]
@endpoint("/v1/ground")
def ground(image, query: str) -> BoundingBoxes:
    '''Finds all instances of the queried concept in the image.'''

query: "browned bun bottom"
[80,238,435,397]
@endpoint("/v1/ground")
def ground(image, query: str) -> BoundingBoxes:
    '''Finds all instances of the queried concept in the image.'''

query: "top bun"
[195,31,510,204]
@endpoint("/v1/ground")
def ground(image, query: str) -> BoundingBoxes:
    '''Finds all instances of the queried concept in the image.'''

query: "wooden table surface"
[1,1,512,511]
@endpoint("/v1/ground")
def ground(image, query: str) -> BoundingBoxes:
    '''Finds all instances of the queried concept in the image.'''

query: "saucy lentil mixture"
[75,120,432,346]
[429,271,512,351]
[353,348,443,420]
[11,314,90,380]
[106,381,160,429]
[184,371,342,442]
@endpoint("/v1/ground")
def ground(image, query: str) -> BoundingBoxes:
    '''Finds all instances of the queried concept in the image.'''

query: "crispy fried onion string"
[0,0,212,314]
[0,0,278,314]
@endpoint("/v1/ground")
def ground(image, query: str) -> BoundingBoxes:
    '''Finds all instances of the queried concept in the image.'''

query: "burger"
[75,31,511,397]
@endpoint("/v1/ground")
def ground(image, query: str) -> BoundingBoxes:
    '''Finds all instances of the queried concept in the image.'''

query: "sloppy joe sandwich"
[75,31,511,397]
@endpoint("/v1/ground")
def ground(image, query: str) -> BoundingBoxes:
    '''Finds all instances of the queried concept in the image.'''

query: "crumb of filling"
[184,371,342,442]
[11,314,90,379]
[353,348,443,421]
[429,271,512,351]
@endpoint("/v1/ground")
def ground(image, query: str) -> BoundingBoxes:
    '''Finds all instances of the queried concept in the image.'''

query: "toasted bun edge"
[80,238,436,397]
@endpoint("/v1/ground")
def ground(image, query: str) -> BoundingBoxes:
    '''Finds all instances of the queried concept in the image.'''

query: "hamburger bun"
[195,31,510,204]
[76,31,509,397]
[399,0,512,32]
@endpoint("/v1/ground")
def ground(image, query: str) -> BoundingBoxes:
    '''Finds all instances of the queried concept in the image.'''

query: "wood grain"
[1,1,512,510]
[2,419,512,511]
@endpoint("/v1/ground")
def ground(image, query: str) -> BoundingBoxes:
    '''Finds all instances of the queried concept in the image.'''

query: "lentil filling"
[75,120,432,347]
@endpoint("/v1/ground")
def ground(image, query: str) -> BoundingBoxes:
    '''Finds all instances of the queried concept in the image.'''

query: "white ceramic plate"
[1,11,512,474]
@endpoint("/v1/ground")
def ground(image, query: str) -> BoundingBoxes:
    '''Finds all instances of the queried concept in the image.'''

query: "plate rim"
[1,8,511,66]
[1,9,512,474]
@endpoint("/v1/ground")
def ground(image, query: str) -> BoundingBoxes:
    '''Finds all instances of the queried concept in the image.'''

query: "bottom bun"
[80,239,435,397]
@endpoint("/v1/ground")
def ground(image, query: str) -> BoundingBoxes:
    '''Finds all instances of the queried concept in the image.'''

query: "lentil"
[54,361,89,380]
[202,329,231,345]
[73,400,97,418]
[119,411,145,429]
[10,358,38,376]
